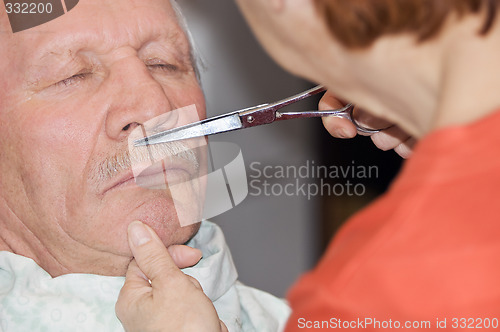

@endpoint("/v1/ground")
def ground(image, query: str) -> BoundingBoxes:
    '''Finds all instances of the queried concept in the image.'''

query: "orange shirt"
[286,111,500,331]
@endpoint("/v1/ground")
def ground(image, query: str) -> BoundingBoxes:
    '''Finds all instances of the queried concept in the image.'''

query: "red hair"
[314,0,498,48]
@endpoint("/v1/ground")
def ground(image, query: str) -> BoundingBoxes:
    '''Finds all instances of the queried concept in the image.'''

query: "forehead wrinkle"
[123,8,191,59]
[3,0,195,92]
[28,0,187,61]
[91,1,186,55]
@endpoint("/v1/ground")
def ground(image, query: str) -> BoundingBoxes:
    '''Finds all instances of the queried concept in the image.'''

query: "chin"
[141,213,201,247]
[131,198,202,245]
[94,192,202,258]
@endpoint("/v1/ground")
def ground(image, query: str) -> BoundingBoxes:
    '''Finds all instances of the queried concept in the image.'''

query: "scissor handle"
[238,85,327,128]
[276,104,383,134]
[336,104,383,134]
[240,86,384,134]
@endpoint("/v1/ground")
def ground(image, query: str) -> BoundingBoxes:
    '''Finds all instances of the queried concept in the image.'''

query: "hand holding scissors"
[319,91,416,158]
[134,85,383,147]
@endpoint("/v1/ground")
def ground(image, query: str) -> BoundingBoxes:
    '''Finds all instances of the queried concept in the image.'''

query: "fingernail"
[129,221,152,247]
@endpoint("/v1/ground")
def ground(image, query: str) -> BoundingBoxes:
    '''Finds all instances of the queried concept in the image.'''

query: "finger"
[125,259,149,285]
[220,320,229,332]
[116,260,151,321]
[167,245,202,269]
[394,137,416,159]
[318,90,344,111]
[353,108,393,136]
[319,91,358,138]
[186,275,203,290]
[322,116,358,138]
[370,126,411,151]
[127,221,182,286]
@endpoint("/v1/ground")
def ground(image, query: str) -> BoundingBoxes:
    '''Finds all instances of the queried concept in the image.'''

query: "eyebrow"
[24,23,197,89]
[30,32,79,60]
[34,27,193,62]
[40,49,71,59]
[24,47,82,87]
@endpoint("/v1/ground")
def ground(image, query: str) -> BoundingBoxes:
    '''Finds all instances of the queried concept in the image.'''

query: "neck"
[434,16,500,132]
[0,215,71,275]
[0,209,131,278]
[0,235,10,251]
[316,13,500,138]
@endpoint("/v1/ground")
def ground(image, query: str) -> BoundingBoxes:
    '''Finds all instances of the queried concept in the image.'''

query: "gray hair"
[170,0,205,83]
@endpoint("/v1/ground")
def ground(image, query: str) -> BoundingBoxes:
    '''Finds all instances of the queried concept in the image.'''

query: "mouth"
[103,157,198,194]
[105,170,136,192]
[134,158,196,190]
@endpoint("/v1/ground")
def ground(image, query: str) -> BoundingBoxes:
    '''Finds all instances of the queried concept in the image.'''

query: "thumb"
[127,221,182,286]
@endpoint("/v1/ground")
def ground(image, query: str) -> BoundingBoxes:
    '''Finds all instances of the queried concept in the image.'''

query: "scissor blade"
[133,113,243,146]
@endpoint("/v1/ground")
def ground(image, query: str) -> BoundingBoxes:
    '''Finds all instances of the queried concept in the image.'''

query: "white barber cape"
[0,221,290,332]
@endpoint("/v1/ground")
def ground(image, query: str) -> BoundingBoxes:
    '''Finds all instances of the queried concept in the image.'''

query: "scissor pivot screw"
[247,116,255,123]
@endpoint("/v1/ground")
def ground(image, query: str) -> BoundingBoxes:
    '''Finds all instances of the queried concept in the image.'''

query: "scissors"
[134,85,381,147]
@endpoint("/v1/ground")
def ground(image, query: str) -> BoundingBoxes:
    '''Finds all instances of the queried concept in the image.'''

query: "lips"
[103,157,198,194]
[105,170,136,192]
[134,158,195,190]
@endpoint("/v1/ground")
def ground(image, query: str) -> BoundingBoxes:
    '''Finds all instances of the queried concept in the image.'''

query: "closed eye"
[148,63,179,72]
[54,73,90,87]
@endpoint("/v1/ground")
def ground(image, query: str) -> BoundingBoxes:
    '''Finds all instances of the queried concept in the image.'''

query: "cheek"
[0,103,81,230]
[22,104,93,170]
[169,81,206,118]
[8,99,97,205]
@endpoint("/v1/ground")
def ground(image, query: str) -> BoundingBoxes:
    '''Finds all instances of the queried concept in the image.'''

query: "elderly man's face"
[0,0,206,276]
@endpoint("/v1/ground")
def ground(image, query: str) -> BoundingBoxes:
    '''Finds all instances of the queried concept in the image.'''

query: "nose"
[104,58,177,141]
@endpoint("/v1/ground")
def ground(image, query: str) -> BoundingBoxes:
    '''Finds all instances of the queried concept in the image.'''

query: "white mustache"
[95,141,199,184]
